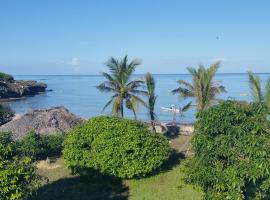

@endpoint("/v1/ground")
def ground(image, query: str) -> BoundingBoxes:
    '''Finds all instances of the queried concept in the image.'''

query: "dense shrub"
[0,104,14,125]
[0,72,14,81]
[182,101,270,199]
[41,134,65,157]
[0,132,41,200]
[19,131,65,160]
[63,116,172,178]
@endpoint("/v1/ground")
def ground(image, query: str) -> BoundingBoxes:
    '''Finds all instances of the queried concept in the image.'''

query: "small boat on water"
[161,106,181,113]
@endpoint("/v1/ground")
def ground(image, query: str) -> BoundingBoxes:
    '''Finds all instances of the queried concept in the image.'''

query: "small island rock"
[0,80,47,99]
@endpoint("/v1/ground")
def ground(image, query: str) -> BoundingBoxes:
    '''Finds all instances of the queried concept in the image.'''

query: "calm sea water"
[3,74,270,123]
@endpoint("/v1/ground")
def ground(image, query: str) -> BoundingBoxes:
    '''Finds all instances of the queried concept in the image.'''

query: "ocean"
[3,74,270,123]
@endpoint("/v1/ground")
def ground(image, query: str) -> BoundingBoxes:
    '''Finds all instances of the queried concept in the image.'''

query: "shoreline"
[0,92,46,102]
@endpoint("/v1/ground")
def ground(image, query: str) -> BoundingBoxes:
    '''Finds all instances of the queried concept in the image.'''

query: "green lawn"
[32,135,202,200]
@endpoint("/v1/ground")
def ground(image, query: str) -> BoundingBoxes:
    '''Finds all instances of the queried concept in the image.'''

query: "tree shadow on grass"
[31,175,129,200]
[156,150,185,173]
[133,150,185,180]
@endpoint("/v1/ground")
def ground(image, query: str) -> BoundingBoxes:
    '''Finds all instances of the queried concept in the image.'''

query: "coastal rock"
[0,106,84,139]
[0,80,47,99]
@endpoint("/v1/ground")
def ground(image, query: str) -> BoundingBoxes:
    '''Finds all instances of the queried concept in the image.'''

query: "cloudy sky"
[0,0,270,75]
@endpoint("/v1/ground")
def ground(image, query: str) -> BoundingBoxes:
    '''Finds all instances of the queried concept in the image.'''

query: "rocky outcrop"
[0,106,84,139]
[0,80,47,99]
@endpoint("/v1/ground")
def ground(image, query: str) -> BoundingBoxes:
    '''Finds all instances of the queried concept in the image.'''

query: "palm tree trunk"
[150,111,156,132]
[120,99,124,117]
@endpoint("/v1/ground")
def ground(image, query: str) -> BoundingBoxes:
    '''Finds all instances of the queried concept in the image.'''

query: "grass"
[31,135,202,200]
[126,163,201,200]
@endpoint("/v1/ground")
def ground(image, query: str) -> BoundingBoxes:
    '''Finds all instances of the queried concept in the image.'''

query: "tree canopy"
[183,101,270,199]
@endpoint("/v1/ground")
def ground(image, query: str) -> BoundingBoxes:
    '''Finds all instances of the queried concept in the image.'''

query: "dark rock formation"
[0,80,47,99]
[0,106,84,139]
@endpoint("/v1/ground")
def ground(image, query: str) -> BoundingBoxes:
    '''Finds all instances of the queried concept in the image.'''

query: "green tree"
[182,101,270,199]
[172,62,226,111]
[248,71,270,111]
[97,55,146,118]
[0,132,41,200]
[0,104,14,125]
[63,116,171,178]
[18,131,64,160]
[144,72,157,132]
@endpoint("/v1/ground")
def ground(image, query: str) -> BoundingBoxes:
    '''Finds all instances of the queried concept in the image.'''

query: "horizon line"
[14,72,270,76]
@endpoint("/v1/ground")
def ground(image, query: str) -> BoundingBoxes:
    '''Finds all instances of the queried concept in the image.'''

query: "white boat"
[161,106,180,113]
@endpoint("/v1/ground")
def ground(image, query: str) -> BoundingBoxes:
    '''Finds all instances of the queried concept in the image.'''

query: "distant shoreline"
[13,72,270,76]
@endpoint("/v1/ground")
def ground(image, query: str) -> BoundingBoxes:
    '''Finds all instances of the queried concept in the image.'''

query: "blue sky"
[0,0,269,75]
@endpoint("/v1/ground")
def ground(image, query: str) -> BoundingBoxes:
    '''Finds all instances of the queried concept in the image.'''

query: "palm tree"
[144,72,157,132]
[172,62,226,111]
[97,55,146,118]
[248,71,270,110]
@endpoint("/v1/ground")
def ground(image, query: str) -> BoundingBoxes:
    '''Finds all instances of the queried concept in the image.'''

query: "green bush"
[63,116,172,178]
[0,72,14,81]
[0,104,14,125]
[41,134,65,157]
[182,101,270,199]
[19,131,65,160]
[0,132,41,200]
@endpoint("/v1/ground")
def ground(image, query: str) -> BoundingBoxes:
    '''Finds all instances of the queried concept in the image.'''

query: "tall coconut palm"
[97,55,146,118]
[144,72,157,132]
[172,62,226,111]
[248,71,270,111]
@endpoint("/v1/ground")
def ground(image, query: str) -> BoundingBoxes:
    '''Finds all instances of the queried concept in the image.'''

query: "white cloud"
[67,57,80,66]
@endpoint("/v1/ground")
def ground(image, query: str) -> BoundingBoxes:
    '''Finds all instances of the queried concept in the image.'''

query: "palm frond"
[182,101,192,112]
[125,98,137,119]
[96,83,116,93]
[130,94,147,107]
[248,71,263,102]
[171,87,193,99]
[265,77,270,110]
[101,95,117,112]
[176,80,194,91]
[112,96,122,117]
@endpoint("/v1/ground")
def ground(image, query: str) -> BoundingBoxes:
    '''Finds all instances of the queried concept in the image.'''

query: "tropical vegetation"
[172,62,226,111]
[63,116,172,178]
[0,132,41,200]
[182,100,270,199]
[97,55,146,118]
[0,104,14,125]
[144,72,157,131]
[18,131,65,160]
[2,61,270,200]
[248,71,270,111]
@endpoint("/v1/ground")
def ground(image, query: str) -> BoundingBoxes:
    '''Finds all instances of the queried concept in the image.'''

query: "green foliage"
[97,55,147,118]
[0,72,14,81]
[0,104,14,125]
[172,62,226,111]
[0,132,41,200]
[182,101,270,199]
[144,72,157,131]
[248,71,270,112]
[63,116,172,179]
[19,131,65,160]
